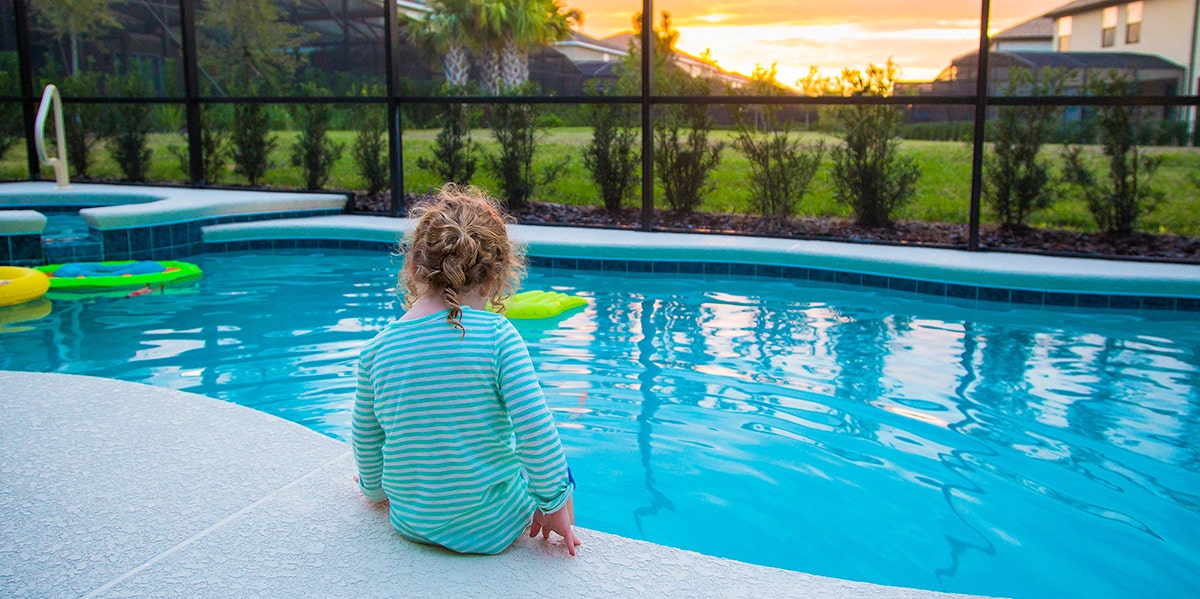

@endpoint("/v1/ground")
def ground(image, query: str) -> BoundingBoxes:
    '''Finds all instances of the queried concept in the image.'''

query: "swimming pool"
[1,249,1197,598]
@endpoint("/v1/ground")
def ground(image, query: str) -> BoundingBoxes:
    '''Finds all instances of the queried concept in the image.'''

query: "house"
[1045,0,1198,96]
[910,0,1197,131]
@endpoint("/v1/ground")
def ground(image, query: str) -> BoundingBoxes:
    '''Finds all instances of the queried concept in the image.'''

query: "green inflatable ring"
[36,260,203,291]
[499,290,586,320]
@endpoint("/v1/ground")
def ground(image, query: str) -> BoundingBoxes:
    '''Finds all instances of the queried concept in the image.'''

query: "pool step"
[42,233,103,263]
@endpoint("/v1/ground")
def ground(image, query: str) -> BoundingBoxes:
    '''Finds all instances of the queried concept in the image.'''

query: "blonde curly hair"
[400,184,526,334]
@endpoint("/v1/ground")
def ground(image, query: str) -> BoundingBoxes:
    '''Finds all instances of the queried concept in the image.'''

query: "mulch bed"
[351,192,1200,264]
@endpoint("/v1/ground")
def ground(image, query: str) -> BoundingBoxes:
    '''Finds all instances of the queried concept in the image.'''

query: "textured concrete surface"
[0,211,46,235]
[204,214,1200,297]
[0,371,985,598]
[0,182,346,229]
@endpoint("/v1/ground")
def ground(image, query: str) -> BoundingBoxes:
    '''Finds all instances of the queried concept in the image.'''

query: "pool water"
[2,250,1197,598]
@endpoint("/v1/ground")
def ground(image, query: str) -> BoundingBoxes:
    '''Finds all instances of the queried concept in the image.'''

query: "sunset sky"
[566,1,1058,84]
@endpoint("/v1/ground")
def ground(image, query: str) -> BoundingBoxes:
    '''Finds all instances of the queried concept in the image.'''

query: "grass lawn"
[3,127,1198,236]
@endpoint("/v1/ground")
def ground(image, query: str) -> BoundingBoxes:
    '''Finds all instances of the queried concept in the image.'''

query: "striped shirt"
[352,306,574,554]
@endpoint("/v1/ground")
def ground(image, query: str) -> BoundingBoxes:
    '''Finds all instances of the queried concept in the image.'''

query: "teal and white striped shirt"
[352,306,574,554]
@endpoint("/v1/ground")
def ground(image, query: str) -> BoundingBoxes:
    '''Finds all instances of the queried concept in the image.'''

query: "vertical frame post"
[639,1,654,231]
[967,0,992,251]
[179,0,204,185]
[384,0,404,217]
[13,0,39,179]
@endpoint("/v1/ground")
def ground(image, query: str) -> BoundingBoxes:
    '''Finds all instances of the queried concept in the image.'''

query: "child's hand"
[353,474,389,506]
[530,496,580,556]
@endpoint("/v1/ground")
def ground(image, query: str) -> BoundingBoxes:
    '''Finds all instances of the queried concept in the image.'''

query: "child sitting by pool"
[352,184,579,556]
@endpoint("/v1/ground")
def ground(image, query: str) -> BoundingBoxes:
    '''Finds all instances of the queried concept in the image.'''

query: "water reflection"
[632,297,674,534]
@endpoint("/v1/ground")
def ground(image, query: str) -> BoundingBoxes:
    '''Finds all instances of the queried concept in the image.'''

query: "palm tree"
[406,0,477,90]
[496,0,581,93]
[471,1,509,95]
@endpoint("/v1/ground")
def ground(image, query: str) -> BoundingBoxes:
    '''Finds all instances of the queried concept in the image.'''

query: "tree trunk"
[71,33,80,77]
[499,39,527,92]
[478,46,500,96]
[443,43,470,89]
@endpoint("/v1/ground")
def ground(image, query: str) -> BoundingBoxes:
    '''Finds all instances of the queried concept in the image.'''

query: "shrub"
[56,73,106,178]
[731,64,825,225]
[0,77,19,160]
[654,77,723,213]
[1061,71,1163,235]
[170,105,232,184]
[230,93,275,186]
[827,61,919,227]
[417,91,478,186]
[200,105,232,183]
[351,90,389,196]
[108,72,153,182]
[289,85,344,190]
[583,84,639,213]
[984,67,1065,230]
[0,104,17,160]
[486,84,568,209]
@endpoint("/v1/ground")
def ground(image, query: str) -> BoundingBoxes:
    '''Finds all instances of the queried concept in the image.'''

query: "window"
[1126,1,1143,44]
[1102,6,1118,47]
[1058,16,1072,51]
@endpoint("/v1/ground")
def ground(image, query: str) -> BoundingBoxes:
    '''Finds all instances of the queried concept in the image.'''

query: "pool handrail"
[34,84,70,189]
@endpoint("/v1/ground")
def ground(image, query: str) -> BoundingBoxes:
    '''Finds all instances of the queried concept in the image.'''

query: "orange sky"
[566,1,1058,83]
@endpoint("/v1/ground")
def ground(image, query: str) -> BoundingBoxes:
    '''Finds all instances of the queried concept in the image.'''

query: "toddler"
[352,184,579,555]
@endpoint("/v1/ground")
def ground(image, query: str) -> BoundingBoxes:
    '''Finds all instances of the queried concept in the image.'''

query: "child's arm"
[494,321,576,515]
[351,353,387,503]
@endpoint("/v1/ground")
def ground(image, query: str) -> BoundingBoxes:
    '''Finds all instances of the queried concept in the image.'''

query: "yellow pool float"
[0,266,51,307]
[498,290,587,320]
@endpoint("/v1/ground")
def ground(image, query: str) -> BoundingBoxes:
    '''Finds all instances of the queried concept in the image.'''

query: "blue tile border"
[195,240,1200,315]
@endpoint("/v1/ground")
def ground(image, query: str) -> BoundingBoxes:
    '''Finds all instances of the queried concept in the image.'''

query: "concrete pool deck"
[0,371,984,598]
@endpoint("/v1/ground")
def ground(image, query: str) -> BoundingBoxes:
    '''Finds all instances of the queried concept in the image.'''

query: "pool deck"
[0,371,985,599]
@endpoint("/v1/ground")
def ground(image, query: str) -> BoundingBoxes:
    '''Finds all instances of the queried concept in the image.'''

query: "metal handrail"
[35,84,70,188]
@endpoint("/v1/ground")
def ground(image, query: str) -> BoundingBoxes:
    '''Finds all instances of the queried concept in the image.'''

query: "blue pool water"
[2,250,1198,598]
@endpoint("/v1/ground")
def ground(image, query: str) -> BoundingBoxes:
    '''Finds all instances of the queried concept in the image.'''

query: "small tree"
[1061,71,1162,235]
[0,69,20,159]
[582,82,639,213]
[828,60,919,227]
[417,91,478,186]
[289,84,344,191]
[985,67,1066,230]
[55,73,106,178]
[485,83,568,209]
[230,91,275,186]
[627,12,722,214]
[170,104,232,183]
[731,64,825,225]
[351,87,389,196]
[108,70,153,182]
[201,105,232,183]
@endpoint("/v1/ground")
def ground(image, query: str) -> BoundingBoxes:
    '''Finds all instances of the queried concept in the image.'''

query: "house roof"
[1045,0,1126,19]
[556,31,629,56]
[993,16,1054,40]
[957,50,1184,71]
[575,61,621,78]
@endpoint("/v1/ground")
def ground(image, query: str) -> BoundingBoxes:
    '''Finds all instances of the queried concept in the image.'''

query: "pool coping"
[0,182,347,264]
[202,214,1200,311]
[0,371,986,599]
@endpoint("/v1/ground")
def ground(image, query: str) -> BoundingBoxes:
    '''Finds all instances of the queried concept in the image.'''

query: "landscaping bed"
[353,192,1200,264]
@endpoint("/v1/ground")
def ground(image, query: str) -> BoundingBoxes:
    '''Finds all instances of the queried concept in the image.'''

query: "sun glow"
[567,0,1054,85]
